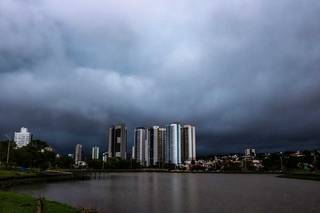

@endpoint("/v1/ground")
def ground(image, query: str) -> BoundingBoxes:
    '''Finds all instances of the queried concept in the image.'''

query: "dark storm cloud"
[1,0,320,155]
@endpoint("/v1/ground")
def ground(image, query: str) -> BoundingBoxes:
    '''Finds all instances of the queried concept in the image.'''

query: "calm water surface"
[11,173,320,213]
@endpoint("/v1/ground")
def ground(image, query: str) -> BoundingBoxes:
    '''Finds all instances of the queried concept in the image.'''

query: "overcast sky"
[1,0,320,155]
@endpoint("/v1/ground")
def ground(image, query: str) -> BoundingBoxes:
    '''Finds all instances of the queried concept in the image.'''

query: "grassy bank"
[0,169,36,180]
[0,169,90,189]
[278,172,320,181]
[0,191,79,213]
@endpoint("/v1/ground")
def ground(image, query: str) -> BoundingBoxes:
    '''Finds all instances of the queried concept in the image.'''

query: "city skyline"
[1,0,320,155]
[3,123,320,156]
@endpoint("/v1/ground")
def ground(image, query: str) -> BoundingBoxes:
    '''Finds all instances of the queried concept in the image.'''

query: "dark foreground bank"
[0,191,79,213]
[0,169,94,212]
[278,172,320,181]
[0,169,90,189]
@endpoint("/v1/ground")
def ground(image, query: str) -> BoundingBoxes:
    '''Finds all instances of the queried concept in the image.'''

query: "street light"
[280,152,283,172]
[4,135,11,166]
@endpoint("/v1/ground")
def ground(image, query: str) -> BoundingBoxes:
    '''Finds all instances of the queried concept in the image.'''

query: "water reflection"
[11,173,320,213]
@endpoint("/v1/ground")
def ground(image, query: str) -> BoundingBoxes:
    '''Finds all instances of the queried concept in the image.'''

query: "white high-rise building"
[14,127,32,148]
[245,148,256,157]
[181,125,196,162]
[92,145,100,160]
[133,127,146,166]
[132,146,135,160]
[75,144,82,164]
[165,123,182,165]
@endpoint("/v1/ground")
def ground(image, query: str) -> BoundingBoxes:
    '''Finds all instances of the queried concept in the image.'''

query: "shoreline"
[73,169,320,181]
[2,168,319,191]
[72,168,283,174]
[0,170,90,189]
[277,173,320,181]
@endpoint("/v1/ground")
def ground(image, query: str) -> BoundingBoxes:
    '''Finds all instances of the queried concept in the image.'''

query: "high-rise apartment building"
[181,125,196,162]
[108,124,127,159]
[14,127,32,148]
[157,127,166,167]
[133,127,146,165]
[75,144,82,164]
[165,123,182,165]
[92,145,100,160]
[245,148,256,157]
[132,146,135,160]
[146,126,159,166]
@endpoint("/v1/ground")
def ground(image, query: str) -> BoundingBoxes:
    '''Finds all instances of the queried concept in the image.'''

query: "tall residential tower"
[75,144,82,164]
[146,126,159,166]
[157,127,166,167]
[108,124,127,159]
[133,127,146,166]
[165,123,182,165]
[92,145,100,160]
[181,125,196,162]
[14,127,32,148]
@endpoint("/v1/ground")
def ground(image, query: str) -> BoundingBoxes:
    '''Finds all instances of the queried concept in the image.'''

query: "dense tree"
[14,141,56,170]
[262,154,281,171]
[286,156,302,169]
[0,139,56,170]
[54,156,74,169]
[0,140,12,164]
[104,158,138,169]
[87,159,103,169]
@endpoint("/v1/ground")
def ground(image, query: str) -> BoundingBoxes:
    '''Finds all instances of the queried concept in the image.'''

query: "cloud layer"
[1,0,320,154]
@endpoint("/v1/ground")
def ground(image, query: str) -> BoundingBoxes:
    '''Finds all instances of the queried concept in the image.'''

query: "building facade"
[14,127,32,148]
[133,127,146,165]
[102,152,108,162]
[165,123,182,165]
[245,148,256,157]
[92,145,100,160]
[131,123,196,167]
[108,124,127,159]
[146,126,160,166]
[157,127,166,167]
[181,125,196,162]
[75,144,82,164]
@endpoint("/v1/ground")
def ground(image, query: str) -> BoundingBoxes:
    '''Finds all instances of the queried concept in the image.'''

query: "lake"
[10,173,320,213]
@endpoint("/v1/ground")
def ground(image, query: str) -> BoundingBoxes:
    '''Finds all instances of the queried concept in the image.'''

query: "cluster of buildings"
[107,123,196,167]
[193,148,263,172]
[73,144,100,166]
[191,148,264,172]
[10,124,197,168]
[131,124,196,167]
[73,123,197,167]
